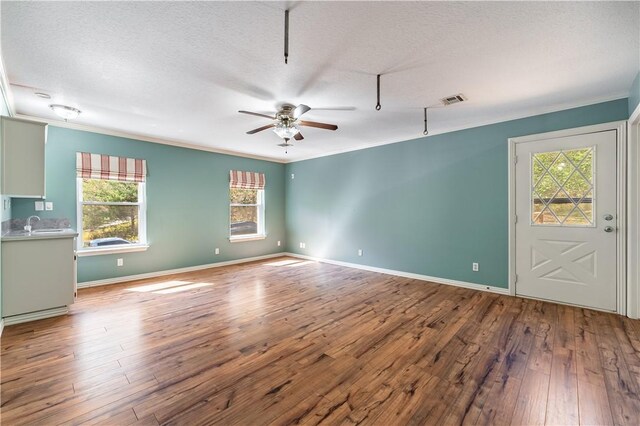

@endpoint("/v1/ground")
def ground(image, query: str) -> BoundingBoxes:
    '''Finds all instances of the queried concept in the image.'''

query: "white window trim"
[76,178,148,254]
[229,188,266,242]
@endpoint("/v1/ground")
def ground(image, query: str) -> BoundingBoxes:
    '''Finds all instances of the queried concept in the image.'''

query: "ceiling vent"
[440,94,467,106]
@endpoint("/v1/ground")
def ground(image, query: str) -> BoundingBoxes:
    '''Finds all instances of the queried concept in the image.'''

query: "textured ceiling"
[2,1,639,162]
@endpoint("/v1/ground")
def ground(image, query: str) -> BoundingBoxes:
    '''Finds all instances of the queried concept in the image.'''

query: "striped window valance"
[229,170,265,189]
[76,152,147,182]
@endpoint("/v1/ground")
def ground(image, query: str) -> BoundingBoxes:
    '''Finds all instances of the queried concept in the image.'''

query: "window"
[531,147,594,226]
[78,179,147,249]
[230,188,265,239]
[229,170,266,241]
[76,152,147,254]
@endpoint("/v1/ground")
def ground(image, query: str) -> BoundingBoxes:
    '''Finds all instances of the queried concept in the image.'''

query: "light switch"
[45,202,53,211]
[35,201,44,211]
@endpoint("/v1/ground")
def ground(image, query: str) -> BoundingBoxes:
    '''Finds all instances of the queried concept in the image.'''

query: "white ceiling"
[2,1,639,162]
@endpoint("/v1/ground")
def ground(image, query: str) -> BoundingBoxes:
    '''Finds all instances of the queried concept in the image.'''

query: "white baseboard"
[78,252,286,289]
[0,318,4,336]
[3,306,69,326]
[284,252,510,295]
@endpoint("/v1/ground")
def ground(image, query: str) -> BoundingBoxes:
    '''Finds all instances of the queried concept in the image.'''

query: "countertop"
[1,229,79,241]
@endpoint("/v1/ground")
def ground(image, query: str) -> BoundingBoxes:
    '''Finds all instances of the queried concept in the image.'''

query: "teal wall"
[12,127,286,283]
[285,99,629,289]
[630,71,640,116]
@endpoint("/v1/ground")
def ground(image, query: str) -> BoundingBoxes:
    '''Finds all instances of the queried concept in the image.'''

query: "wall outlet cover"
[215,248,220,255]
[45,202,53,211]
[117,258,124,267]
[472,262,479,272]
[35,201,44,211]
[277,241,281,246]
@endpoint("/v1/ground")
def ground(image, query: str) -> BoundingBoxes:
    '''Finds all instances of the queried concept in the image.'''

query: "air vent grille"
[440,94,467,106]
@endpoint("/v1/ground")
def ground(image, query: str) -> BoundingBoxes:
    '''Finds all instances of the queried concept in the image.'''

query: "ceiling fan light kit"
[273,121,299,139]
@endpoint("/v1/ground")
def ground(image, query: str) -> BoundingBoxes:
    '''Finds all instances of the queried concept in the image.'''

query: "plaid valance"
[76,152,146,182]
[229,170,265,189]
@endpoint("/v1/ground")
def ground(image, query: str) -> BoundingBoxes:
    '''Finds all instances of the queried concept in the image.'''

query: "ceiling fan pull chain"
[423,107,429,135]
[284,10,289,64]
[376,74,382,110]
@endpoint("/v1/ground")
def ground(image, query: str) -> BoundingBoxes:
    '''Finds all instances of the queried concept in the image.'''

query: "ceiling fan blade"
[299,120,338,131]
[293,132,304,141]
[238,110,275,120]
[246,124,275,134]
[292,104,311,119]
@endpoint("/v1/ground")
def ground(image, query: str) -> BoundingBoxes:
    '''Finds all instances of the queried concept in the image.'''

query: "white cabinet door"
[1,116,47,197]
[515,130,617,311]
[2,238,75,317]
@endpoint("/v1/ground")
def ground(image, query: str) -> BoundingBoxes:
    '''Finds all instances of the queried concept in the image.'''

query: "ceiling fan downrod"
[284,10,289,64]
[423,107,429,135]
[376,74,381,111]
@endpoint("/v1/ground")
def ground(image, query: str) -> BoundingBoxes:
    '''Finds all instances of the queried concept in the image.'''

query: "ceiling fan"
[238,104,338,143]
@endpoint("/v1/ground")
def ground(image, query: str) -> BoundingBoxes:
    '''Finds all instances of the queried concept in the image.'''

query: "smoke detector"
[440,94,467,106]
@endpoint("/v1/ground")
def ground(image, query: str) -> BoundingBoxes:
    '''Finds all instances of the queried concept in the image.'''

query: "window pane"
[230,188,257,204]
[83,179,138,202]
[82,205,139,247]
[230,206,258,236]
[531,147,594,226]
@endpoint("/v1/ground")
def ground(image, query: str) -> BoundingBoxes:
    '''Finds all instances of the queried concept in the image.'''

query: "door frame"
[508,121,627,315]
[628,105,640,319]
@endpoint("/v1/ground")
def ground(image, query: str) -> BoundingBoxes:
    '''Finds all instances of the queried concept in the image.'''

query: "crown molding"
[288,92,630,163]
[14,114,287,164]
[0,49,16,116]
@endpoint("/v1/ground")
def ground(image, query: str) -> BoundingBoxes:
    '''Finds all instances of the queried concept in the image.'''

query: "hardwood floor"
[1,256,639,425]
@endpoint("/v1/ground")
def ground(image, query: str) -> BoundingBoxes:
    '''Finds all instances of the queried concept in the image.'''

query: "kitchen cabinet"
[1,116,47,197]
[2,232,77,321]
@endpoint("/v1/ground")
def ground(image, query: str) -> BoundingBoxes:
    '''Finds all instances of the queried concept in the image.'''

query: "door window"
[531,147,594,226]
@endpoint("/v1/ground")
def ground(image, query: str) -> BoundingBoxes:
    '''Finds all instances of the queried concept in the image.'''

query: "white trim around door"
[508,121,627,315]
[628,106,640,319]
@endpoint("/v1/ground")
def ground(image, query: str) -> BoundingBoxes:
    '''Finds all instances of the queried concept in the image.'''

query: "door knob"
[604,226,615,233]
[604,214,613,221]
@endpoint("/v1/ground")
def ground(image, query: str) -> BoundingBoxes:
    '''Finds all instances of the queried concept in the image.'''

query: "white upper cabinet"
[1,116,47,198]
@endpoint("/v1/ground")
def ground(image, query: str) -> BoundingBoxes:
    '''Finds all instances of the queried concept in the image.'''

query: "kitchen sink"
[32,229,66,234]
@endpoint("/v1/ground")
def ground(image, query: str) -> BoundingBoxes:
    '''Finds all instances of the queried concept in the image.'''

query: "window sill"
[229,235,266,243]
[77,244,149,257]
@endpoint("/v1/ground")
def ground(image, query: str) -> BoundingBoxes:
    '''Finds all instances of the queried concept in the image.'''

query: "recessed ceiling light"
[34,92,51,99]
[49,104,81,121]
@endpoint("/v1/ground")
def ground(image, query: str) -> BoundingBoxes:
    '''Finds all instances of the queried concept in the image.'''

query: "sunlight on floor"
[265,259,317,267]
[126,280,212,294]
[155,282,213,294]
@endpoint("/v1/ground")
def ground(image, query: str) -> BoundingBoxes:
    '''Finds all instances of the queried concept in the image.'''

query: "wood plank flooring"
[1,256,640,425]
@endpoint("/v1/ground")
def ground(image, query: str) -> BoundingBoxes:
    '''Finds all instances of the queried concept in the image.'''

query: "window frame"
[76,177,149,256]
[229,188,266,242]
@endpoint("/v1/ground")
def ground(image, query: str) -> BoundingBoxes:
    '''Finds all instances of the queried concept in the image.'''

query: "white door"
[515,130,617,311]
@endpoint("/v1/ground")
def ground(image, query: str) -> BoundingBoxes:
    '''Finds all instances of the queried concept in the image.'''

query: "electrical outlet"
[472,262,479,272]
[291,173,295,179]
[117,258,124,267]
[358,249,363,256]
[45,202,53,211]
[299,242,306,249]
[277,241,281,247]
[35,201,44,211]
[215,248,220,255]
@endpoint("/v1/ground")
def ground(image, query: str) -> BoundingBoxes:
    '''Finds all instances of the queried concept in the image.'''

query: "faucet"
[24,215,40,233]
